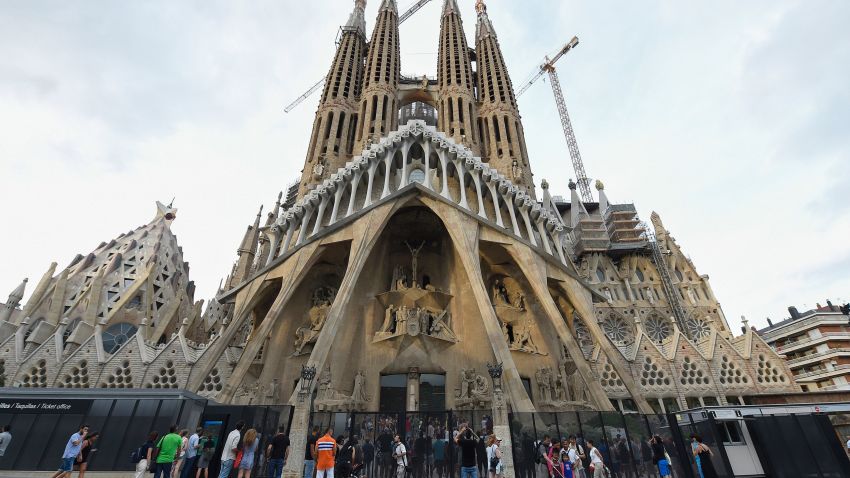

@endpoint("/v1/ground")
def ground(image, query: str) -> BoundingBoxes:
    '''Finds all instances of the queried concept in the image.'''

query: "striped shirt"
[316,434,337,470]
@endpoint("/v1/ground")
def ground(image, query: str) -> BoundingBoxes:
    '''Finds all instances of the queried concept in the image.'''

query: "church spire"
[475,0,535,196]
[436,0,479,153]
[299,0,368,196]
[353,0,401,153]
[0,278,27,323]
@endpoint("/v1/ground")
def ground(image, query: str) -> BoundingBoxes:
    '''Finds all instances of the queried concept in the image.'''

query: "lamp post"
[300,364,317,398]
[283,364,319,478]
[487,362,504,392]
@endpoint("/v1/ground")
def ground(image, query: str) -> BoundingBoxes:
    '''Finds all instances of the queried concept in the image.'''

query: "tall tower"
[436,0,479,153]
[354,0,401,153]
[475,0,535,195]
[300,0,368,195]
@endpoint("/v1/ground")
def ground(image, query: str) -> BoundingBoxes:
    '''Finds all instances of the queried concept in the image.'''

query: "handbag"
[233,450,244,469]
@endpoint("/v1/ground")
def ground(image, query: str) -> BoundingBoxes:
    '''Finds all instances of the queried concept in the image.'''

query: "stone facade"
[0,0,798,415]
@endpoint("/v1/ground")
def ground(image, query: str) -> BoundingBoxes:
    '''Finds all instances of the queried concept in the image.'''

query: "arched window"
[102,323,138,354]
[635,269,645,282]
[675,269,684,282]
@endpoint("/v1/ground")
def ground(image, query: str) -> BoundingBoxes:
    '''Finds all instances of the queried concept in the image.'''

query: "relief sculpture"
[293,286,336,356]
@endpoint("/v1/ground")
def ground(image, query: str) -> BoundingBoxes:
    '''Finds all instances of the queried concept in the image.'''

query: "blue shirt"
[187,434,200,459]
[63,433,83,459]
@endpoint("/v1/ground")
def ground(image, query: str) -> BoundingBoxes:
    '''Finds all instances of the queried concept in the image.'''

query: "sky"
[0,0,848,331]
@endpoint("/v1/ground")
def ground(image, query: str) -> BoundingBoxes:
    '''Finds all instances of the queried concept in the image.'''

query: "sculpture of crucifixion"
[404,240,426,285]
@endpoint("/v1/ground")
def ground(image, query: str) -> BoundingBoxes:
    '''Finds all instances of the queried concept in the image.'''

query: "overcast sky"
[1,0,848,331]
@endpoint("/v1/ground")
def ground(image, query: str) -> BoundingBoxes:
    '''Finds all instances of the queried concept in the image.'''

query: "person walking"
[649,436,670,478]
[535,435,551,478]
[75,431,99,478]
[691,436,717,478]
[219,421,246,478]
[237,428,260,478]
[173,430,190,478]
[305,427,320,478]
[585,440,604,478]
[566,437,585,478]
[392,434,407,478]
[181,428,202,478]
[196,434,215,478]
[486,435,503,478]
[0,425,12,459]
[337,436,356,478]
[153,425,184,478]
[266,426,290,478]
[316,428,337,478]
[50,424,88,478]
[362,438,375,478]
[135,432,158,478]
[455,426,478,478]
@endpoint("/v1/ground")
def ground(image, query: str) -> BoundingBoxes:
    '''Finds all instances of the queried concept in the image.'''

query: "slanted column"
[422,141,433,190]
[399,141,410,187]
[296,206,314,245]
[281,219,296,254]
[346,171,363,216]
[534,218,552,254]
[380,152,393,199]
[329,185,345,224]
[487,182,505,228]
[311,194,330,236]
[439,150,451,200]
[454,159,469,209]
[365,161,379,207]
[517,203,538,246]
[265,225,283,266]
[470,166,488,220]
[504,189,522,237]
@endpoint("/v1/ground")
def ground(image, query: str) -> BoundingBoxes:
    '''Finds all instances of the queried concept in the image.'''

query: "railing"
[777,332,850,352]
[793,363,850,380]
[787,348,850,366]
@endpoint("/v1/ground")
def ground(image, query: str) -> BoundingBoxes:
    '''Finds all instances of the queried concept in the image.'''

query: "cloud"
[0,0,847,333]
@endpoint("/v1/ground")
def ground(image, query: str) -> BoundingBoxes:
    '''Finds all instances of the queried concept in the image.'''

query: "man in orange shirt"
[316,428,338,478]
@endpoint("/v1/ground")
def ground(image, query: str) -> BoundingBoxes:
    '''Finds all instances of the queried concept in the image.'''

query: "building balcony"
[793,364,850,381]
[787,348,850,367]
[777,332,850,353]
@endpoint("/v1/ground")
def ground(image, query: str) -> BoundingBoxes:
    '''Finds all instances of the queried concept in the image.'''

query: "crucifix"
[405,240,426,286]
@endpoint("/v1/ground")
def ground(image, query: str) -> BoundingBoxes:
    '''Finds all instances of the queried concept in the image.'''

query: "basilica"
[0,0,797,417]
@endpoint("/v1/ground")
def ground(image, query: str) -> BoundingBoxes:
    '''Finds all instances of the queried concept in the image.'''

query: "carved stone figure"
[493,280,511,306]
[429,310,457,341]
[405,240,426,288]
[312,158,326,179]
[380,305,396,333]
[351,370,370,404]
[294,287,336,355]
[511,159,522,181]
[511,320,540,354]
[456,368,491,408]
[265,378,280,403]
[535,368,551,403]
[294,303,329,355]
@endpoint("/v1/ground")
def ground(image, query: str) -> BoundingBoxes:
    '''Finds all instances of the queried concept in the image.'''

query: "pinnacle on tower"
[299,0,368,196]
[474,0,535,196]
[0,278,27,323]
[436,0,479,153]
[353,0,401,153]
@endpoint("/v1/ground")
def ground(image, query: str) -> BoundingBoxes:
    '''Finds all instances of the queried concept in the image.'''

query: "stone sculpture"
[294,287,336,355]
[455,368,491,409]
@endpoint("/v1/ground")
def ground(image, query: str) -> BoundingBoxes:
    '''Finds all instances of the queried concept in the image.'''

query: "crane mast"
[284,0,434,113]
[516,36,593,203]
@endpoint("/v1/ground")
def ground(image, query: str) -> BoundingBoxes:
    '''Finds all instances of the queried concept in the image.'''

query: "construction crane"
[284,0,434,113]
[516,36,593,203]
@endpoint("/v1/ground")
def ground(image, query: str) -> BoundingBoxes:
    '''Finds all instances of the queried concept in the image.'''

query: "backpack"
[489,445,500,471]
[130,446,143,464]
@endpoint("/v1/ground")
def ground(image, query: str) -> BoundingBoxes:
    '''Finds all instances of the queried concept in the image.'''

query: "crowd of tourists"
[34,416,717,478]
